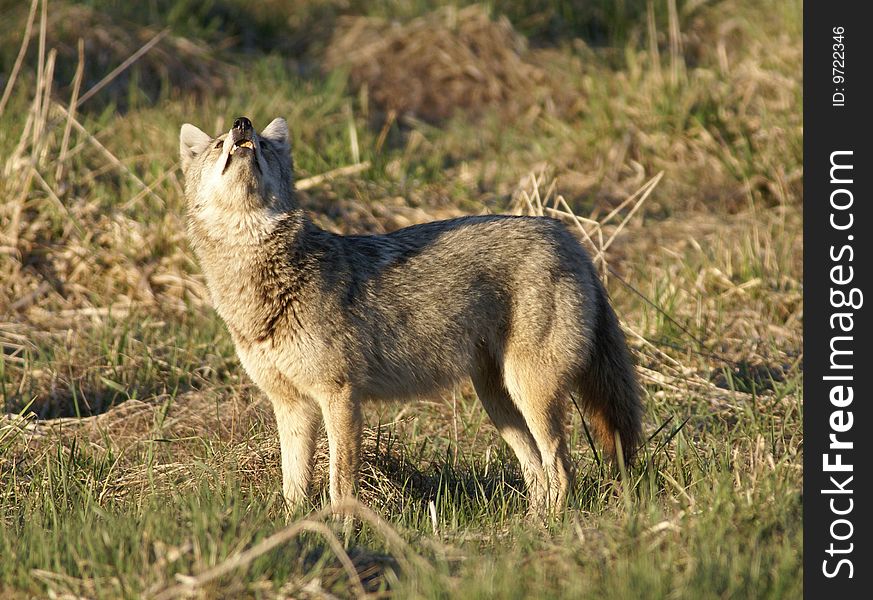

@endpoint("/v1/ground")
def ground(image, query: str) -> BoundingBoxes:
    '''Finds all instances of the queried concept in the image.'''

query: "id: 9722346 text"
[833,26,845,107]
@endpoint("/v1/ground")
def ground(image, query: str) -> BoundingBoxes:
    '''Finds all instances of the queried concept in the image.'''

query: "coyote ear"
[179,123,211,173]
[261,118,289,147]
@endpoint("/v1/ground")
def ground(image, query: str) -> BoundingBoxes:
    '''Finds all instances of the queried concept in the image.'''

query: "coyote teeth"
[229,140,254,155]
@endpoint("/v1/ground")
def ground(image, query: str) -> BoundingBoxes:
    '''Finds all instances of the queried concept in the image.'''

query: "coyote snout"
[232,116,253,135]
[180,116,644,515]
[228,117,255,154]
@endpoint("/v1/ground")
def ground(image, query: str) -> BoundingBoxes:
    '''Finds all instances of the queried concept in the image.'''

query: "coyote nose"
[233,116,252,133]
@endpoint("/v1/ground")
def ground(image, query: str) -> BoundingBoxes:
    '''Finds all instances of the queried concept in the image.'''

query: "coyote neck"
[194,211,315,344]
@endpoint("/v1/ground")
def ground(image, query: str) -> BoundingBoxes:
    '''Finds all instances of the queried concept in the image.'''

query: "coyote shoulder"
[180,116,643,513]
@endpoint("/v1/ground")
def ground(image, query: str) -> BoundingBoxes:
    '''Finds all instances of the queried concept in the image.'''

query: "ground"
[0,1,802,598]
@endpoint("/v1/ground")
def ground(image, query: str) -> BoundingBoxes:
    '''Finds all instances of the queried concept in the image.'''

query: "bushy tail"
[577,290,643,466]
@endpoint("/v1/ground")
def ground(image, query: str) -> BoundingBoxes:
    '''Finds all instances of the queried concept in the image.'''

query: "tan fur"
[180,116,644,513]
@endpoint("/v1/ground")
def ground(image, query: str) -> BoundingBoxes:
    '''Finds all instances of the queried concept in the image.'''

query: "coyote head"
[179,116,294,241]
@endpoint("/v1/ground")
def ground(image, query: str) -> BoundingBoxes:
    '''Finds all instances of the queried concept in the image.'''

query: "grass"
[1,0,801,597]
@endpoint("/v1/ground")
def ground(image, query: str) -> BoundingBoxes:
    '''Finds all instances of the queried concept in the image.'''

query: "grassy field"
[1,0,802,598]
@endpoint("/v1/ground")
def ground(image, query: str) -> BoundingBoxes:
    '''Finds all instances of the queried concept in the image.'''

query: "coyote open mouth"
[229,139,255,155]
[224,117,259,174]
[222,137,259,175]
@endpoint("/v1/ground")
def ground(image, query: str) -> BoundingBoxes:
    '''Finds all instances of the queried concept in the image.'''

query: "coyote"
[180,116,643,513]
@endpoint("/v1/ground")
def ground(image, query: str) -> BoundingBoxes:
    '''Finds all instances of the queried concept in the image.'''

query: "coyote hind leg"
[503,365,574,513]
[472,356,547,512]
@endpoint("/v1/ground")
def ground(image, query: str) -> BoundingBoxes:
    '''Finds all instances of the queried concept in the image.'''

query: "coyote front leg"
[317,390,363,508]
[271,395,321,511]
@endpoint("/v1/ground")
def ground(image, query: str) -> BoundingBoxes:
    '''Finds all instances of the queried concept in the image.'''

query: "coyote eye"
[214,140,223,149]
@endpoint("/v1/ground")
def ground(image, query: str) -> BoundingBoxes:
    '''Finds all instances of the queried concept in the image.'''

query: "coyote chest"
[202,256,335,397]
[229,310,340,401]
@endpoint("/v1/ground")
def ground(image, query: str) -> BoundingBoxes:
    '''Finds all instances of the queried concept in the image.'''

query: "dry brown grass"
[0,1,231,109]
[324,4,575,122]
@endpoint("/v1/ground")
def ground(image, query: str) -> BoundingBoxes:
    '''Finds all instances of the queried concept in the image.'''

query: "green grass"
[1,0,802,597]
[0,382,802,598]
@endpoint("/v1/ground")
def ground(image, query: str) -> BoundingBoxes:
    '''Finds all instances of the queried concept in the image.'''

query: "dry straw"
[325,4,568,122]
